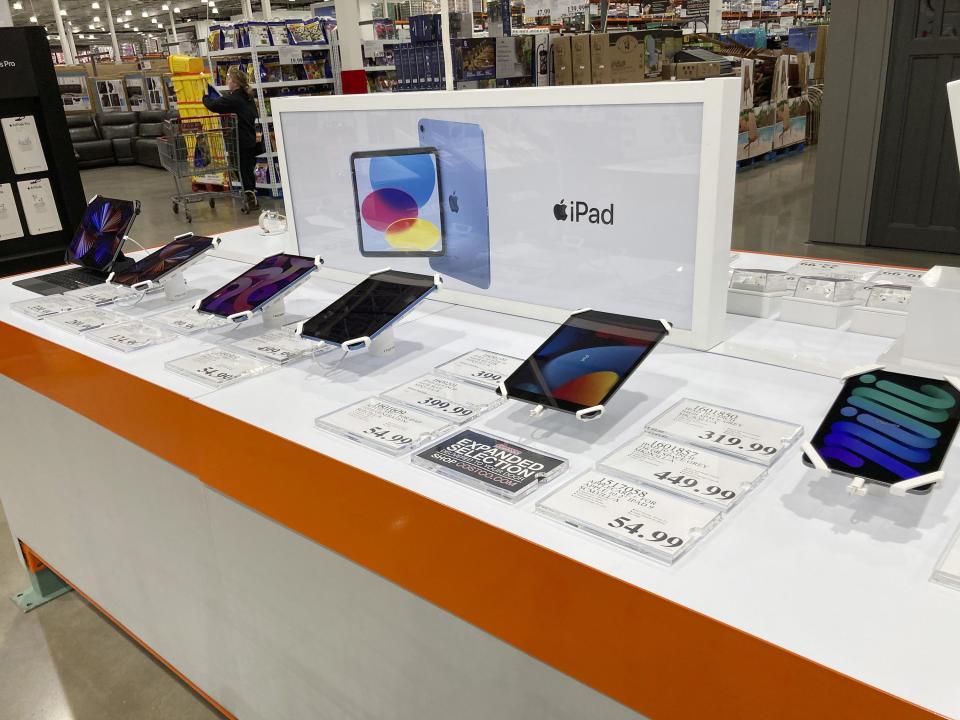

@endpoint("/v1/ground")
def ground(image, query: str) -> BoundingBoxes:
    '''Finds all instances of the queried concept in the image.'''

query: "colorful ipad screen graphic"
[807,371,960,491]
[351,149,445,257]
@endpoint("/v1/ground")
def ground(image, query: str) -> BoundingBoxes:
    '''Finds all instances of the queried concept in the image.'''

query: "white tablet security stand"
[495,312,672,423]
[803,367,960,497]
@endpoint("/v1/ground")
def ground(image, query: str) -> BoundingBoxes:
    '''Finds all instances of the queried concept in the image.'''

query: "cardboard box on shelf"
[813,24,828,83]
[668,60,726,80]
[552,35,572,86]
[571,34,591,85]
[590,33,610,84]
[532,33,551,86]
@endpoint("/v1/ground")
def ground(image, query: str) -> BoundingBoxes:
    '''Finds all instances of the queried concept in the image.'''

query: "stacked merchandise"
[393,14,446,91]
[551,29,684,86]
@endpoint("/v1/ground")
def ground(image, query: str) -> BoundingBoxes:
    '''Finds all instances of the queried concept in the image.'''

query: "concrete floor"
[1,150,959,720]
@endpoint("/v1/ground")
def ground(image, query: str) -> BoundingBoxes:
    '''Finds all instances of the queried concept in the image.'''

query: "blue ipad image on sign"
[351,148,445,257]
[806,371,960,492]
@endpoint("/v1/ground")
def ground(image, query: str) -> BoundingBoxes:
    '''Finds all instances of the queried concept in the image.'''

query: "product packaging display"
[11,294,93,319]
[598,432,767,509]
[64,283,140,306]
[230,328,331,365]
[727,268,792,318]
[728,268,790,294]
[536,470,721,564]
[45,307,125,334]
[381,373,504,424]
[413,429,568,502]
[86,320,178,352]
[792,276,857,303]
[865,284,912,311]
[147,305,231,335]
[802,370,960,496]
[850,285,912,338]
[165,348,277,388]
[646,399,802,467]
[315,398,455,456]
[435,348,523,389]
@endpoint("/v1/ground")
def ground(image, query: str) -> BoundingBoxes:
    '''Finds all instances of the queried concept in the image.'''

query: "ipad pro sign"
[277,82,737,348]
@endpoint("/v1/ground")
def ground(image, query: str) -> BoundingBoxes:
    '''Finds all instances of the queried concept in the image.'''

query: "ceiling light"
[161,2,168,8]
[123,22,129,27]
[12,1,22,9]
[29,14,37,21]
[124,8,131,15]
[133,25,138,29]
[151,16,156,22]
[141,9,147,16]
[173,6,180,11]
[92,1,99,6]
[88,23,94,27]
[158,22,163,27]
[59,8,66,15]
[211,6,218,12]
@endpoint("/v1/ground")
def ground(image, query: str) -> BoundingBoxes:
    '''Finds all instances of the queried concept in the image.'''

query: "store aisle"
[0,502,222,720]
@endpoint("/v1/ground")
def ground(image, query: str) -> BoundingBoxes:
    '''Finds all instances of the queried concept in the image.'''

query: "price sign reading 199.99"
[598,433,766,508]
[645,399,803,467]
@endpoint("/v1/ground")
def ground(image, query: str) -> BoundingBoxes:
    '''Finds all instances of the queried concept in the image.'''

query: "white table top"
[3,229,959,718]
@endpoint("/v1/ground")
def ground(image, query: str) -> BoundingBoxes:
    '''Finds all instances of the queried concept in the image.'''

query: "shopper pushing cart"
[203,68,261,213]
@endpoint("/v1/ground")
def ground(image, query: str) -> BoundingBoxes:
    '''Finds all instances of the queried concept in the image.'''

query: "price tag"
[64,283,137,306]
[149,306,228,334]
[165,348,274,388]
[278,45,304,65]
[598,433,766,508]
[46,308,124,334]
[231,329,328,365]
[645,399,802,466]
[435,348,523,389]
[363,40,384,58]
[870,268,926,287]
[315,398,454,456]
[86,320,177,352]
[11,295,93,319]
[382,373,503,424]
[537,470,720,563]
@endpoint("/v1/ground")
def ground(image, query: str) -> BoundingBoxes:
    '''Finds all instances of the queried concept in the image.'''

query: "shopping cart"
[158,113,244,223]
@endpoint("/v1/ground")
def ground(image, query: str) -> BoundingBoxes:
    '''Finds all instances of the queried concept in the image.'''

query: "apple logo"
[448,192,459,213]
[553,200,567,221]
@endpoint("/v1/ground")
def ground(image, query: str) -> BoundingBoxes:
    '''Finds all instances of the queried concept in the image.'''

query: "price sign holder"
[435,348,523,389]
[412,429,568,502]
[598,433,767,510]
[536,470,721,565]
[165,348,276,388]
[86,320,178,352]
[230,328,333,366]
[148,305,231,335]
[63,283,139,307]
[315,398,455,457]
[45,307,125,334]
[645,398,802,467]
[381,373,505,425]
[932,521,960,592]
[11,294,93,319]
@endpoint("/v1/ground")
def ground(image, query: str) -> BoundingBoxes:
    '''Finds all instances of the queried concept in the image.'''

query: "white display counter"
[1,229,956,720]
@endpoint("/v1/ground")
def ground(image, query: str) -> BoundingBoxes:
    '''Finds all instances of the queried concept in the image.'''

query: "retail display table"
[1,229,956,720]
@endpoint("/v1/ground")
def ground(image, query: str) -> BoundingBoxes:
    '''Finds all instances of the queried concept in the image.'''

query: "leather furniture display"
[133,109,178,168]
[97,111,139,165]
[66,114,114,169]
[65,110,180,169]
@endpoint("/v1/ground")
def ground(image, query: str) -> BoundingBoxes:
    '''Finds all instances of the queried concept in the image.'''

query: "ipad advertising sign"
[274,81,738,349]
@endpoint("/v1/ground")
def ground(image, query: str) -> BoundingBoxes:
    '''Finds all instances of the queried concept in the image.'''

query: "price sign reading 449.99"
[645,399,802,467]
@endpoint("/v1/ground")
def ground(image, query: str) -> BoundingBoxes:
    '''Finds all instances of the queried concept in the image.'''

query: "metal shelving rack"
[208,43,337,197]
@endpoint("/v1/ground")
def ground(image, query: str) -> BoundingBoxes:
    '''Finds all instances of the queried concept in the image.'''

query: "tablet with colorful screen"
[803,370,960,493]
[350,148,445,257]
[109,234,216,287]
[197,253,317,320]
[67,196,139,270]
[503,311,670,414]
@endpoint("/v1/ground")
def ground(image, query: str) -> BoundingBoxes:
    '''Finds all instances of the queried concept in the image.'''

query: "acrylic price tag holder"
[381,373,505,425]
[412,429,568,502]
[536,470,721,565]
[11,295,93,319]
[597,432,767,510]
[86,320,178,352]
[315,398,455,457]
[932,523,960,592]
[435,349,524,389]
[230,328,332,366]
[646,399,802,467]
[45,307,126,334]
[63,283,140,307]
[148,305,231,335]
[165,348,276,388]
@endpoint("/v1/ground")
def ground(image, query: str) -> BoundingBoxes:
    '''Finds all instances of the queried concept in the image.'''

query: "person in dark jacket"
[203,67,260,212]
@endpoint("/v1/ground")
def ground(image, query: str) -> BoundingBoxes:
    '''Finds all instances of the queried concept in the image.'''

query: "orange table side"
[0,321,941,720]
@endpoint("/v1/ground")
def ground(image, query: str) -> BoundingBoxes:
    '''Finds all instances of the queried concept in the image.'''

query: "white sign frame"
[271,80,739,350]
